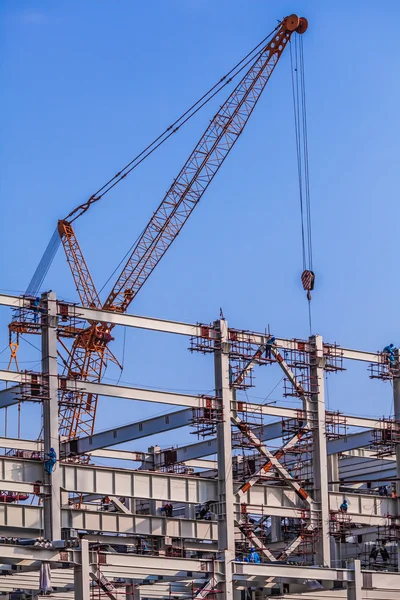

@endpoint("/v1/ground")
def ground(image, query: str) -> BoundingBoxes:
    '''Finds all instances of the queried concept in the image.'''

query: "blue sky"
[0,1,399,452]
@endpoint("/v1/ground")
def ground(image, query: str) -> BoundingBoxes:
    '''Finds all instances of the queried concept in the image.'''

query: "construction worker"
[229,364,233,386]
[339,499,348,513]
[44,448,57,475]
[265,336,276,360]
[383,344,396,367]
[32,297,40,324]
[163,502,173,517]
[245,547,261,563]
[369,544,379,562]
[380,540,390,563]
[378,485,388,497]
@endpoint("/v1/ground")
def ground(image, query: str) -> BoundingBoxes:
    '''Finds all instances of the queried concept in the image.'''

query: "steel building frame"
[0,292,399,599]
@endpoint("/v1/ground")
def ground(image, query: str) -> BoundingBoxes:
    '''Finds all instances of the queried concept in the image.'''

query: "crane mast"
[58,14,308,439]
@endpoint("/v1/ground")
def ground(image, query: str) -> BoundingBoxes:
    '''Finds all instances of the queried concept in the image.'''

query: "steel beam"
[42,291,61,541]
[233,560,352,582]
[347,559,362,600]
[72,408,193,454]
[63,378,207,408]
[0,294,385,365]
[309,334,331,566]
[0,293,29,309]
[215,319,235,600]
[0,385,23,409]
[68,304,201,337]
[328,430,374,455]
[0,436,42,452]
[74,539,90,600]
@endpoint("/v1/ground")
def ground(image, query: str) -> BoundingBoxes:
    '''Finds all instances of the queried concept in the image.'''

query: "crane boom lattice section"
[58,220,101,310]
[104,21,298,314]
[58,15,307,439]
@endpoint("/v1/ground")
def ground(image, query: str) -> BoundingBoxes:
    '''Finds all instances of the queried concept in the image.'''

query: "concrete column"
[74,539,90,600]
[215,319,235,600]
[309,334,331,567]
[347,559,362,600]
[41,291,61,541]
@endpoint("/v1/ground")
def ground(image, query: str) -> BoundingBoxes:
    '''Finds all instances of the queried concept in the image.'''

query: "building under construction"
[1,12,399,600]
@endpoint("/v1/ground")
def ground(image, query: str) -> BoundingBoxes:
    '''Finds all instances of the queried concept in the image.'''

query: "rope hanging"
[290,33,314,327]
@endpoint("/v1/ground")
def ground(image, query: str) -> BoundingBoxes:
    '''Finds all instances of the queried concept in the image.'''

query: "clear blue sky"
[0,1,399,452]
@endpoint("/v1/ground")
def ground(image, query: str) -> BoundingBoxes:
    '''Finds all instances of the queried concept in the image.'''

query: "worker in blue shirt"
[44,448,57,475]
[245,547,261,563]
[265,336,276,360]
[383,344,396,367]
[32,297,40,324]
[339,499,348,513]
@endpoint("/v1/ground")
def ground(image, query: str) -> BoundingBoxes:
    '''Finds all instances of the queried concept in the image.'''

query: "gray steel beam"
[328,430,374,455]
[158,420,284,464]
[74,538,90,600]
[63,378,207,409]
[309,334,330,566]
[0,436,42,452]
[215,319,235,600]
[71,408,193,454]
[0,385,23,409]
[42,291,61,541]
[160,424,374,465]
[0,293,385,364]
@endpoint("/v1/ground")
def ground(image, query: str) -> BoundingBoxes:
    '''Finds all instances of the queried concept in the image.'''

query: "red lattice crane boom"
[58,14,308,439]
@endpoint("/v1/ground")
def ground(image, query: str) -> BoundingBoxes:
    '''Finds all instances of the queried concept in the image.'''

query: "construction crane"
[29,14,309,439]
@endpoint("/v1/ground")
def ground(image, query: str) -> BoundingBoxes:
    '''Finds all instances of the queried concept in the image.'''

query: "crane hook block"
[301,270,315,292]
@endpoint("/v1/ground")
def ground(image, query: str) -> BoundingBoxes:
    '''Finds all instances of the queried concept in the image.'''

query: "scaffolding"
[329,511,353,543]
[325,411,348,440]
[372,419,400,457]
[369,354,395,381]
[190,396,223,438]
[322,343,345,373]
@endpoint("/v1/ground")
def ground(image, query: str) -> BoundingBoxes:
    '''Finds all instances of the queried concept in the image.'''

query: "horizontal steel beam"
[72,408,193,454]
[0,437,42,452]
[63,378,206,408]
[328,430,374,454]
[0,371,390,435]
[69,304,201,337]
[0,293,28,309]
[234,561,400,588]
[0,294,384,364]
[0,385,23,409]
[89,448,146,461]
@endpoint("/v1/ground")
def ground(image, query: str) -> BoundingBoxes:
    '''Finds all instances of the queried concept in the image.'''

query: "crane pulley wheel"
[285,15,308,34]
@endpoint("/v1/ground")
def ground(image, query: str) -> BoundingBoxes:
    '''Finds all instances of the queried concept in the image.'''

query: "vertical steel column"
[74,539,91,599]
[309,334,331,566]
[41,291,61,541]
[126,585,134,600]
[347,559,362,600]
[215,319,235,600]
[270,517,282,543]
[328,454,339,491]
[393,377,400,570]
